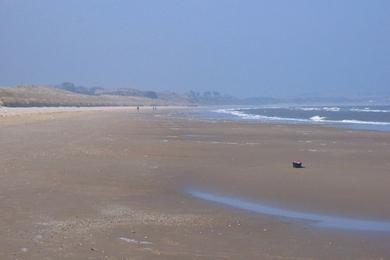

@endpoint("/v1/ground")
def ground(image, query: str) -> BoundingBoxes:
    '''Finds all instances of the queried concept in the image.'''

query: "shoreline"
[3,104,390,133]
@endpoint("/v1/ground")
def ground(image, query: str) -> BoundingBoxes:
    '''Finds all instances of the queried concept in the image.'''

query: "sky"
[0,0,389,98]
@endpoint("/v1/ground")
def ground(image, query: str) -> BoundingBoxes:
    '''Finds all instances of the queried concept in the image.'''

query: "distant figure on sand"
[137,106,139,112]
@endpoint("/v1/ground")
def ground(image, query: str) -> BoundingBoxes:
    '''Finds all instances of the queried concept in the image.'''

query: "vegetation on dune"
[0,85,185,107]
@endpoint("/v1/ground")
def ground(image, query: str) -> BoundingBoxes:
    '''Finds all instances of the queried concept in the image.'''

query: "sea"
[190,105,390,132]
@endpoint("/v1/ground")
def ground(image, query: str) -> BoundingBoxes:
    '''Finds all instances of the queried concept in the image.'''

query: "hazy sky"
[1,0,389,97]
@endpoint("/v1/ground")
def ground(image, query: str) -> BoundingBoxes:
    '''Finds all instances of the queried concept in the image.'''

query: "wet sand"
[1,107,390,259]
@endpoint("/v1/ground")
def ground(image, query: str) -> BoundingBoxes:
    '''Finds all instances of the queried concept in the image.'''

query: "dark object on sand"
[292,161,303,168]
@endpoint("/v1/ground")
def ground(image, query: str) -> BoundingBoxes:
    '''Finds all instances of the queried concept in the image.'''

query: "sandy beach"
[1,107,390,259]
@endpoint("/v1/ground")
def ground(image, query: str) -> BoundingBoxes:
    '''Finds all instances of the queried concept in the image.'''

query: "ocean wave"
[298,106,390,113]
[350,108,390,113]
[296,107,321,111]
[339,119,390,125]
[322,107,341,112]
[295,106,340,112]
[214,109,390,126]
[215,109,315,122]
[214,109,262,120]
[310,115,326,122]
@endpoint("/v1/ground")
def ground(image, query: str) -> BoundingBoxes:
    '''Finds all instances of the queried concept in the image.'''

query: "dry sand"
[1,107,390,259]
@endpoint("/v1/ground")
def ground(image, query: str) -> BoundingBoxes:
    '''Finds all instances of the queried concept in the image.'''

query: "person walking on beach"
[137,106,139,112]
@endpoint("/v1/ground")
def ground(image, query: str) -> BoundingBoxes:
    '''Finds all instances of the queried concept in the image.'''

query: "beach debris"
[119,237,138,244]
[119,237,153,245]
[292,161,303,168]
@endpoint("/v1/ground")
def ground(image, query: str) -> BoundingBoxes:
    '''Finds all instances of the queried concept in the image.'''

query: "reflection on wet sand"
[187,188,390,232]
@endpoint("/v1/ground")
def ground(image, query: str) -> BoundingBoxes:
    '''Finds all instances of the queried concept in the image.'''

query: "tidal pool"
[186,188,390,232]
